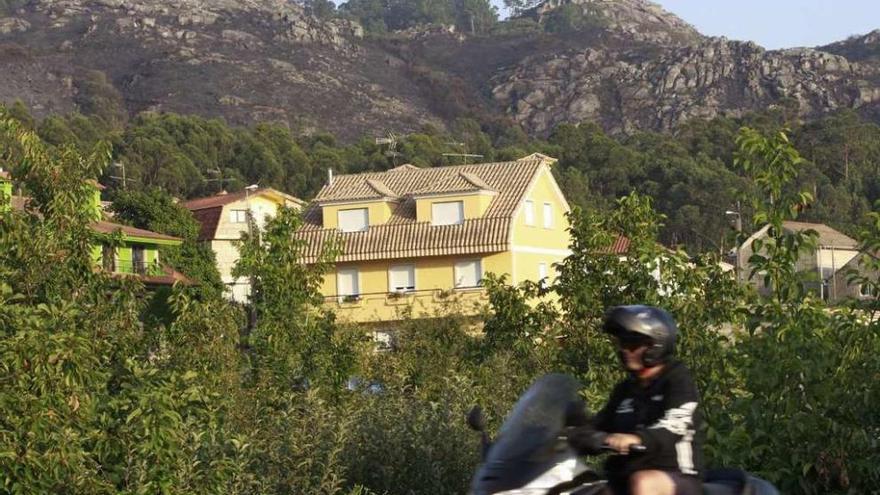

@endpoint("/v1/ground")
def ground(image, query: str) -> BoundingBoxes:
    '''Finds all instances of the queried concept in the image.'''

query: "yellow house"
[296,155,572,323]
[184,188,305,302]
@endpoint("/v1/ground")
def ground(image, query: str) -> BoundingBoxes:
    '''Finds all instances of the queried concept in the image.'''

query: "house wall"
[210,194,296,302]
[113,244,160,275]
[833,256,879,301]
[509,165,571,285]
[214,196,286,240]
[738,228,861,301]
[322,251,513,323]
[211,239,252,302]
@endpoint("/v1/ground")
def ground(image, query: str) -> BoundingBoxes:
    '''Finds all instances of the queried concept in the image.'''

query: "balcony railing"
[109,260,163,277]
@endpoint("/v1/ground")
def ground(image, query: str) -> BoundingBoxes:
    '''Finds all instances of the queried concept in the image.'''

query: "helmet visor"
[611,331,652,351]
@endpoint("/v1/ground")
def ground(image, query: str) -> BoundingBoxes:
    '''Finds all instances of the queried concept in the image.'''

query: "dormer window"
[338,207,369,232]
[432,201,464,226]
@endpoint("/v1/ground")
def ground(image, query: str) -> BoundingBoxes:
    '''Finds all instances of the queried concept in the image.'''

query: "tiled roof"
[607,234,631,255]
[299,160,546,262]
[365,179,398,199]
[783,221,858,248]
[518,152,558,165]
[92,221,181,243]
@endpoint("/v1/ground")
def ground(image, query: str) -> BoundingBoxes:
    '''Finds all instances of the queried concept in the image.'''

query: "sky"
[636,0,880,49]
[487,0,880,49]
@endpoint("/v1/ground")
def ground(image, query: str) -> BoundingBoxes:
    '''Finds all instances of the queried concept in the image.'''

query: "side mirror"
[467,405,486,432]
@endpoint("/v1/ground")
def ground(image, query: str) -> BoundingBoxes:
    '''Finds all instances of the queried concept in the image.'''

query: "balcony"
[107,260,164,277]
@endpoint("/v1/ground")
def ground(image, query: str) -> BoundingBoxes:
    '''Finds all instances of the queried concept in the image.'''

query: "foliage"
[73,70,128,131]
[339,0,497,34]
[3,104,880,495]
[0,111,239,494]
[543,3,607,33]
[6,101,880,256]
[110,188,224,294]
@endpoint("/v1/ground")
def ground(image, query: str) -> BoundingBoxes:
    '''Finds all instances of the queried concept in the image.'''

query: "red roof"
[595,234,631,255]
[190,207,224,242]
[182,188,304,211]
[182,190,251,211]
[141,267,195,286]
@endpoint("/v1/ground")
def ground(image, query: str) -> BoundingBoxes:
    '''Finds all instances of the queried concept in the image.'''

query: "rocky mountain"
[1,0,879,138]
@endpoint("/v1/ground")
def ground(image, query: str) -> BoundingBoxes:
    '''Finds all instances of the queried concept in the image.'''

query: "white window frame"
[388,264,416,293]
[859,283,875,298]
[336,267,360,303]
[338,207,369,233]
[543,202,554,229]
[524,200,535,226]
[431,201,464,226]
[454,259,483,289]
[538,262,548,288]
[230,209,248,223]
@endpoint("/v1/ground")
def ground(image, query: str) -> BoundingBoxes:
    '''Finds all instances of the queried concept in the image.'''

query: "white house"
[184,188,304,302]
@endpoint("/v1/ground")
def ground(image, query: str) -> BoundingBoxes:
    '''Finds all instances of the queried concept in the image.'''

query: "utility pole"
[725,202,743,282]
[242,183,260,360]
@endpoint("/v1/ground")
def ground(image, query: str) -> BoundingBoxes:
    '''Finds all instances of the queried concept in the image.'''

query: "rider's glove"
[566,426,607,455]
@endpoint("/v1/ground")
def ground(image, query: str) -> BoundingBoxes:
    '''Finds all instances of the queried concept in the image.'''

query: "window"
[543,202,553,228]
[860,284,876,298]
[337,268,360,302]
[454,259,482,288]
[432,201,464,226]
[389,264,415,292]
[102,245,116,272]
[338,208,368,232]
[524,200,535,226]
[132,246,146,275]
[230,209,248,223]
[538,262,548,287]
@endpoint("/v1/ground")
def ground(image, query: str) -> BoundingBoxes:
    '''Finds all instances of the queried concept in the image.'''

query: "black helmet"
[603,305,678,367]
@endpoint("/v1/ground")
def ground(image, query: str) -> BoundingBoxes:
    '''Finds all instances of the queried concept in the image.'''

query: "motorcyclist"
[567,305,703,495]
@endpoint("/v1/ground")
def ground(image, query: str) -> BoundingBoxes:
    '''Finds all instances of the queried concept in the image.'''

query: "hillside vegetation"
[5,101,880,254]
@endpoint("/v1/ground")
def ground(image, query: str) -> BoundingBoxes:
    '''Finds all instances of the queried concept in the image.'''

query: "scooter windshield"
[470,373,580,495]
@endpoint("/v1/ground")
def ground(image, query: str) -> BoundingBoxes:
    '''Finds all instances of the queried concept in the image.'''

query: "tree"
[109,188,224,294]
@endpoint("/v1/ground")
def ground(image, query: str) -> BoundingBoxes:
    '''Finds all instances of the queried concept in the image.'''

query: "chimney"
[328,168,334,186]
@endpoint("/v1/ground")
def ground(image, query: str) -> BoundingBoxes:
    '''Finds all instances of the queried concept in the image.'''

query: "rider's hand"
[605,433,642,454]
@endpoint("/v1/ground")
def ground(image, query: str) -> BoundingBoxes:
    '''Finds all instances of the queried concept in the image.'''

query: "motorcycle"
[467,374,779,495]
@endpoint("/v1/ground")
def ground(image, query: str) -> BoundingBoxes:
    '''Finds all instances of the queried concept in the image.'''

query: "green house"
[2,171,187,286]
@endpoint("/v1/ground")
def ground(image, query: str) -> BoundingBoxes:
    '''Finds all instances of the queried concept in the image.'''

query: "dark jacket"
[571,360,703,480]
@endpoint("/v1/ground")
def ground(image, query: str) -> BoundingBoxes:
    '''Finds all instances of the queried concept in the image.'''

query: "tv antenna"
[442,141,483,165]
[109,161,137,190]
[375,132,401,166]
